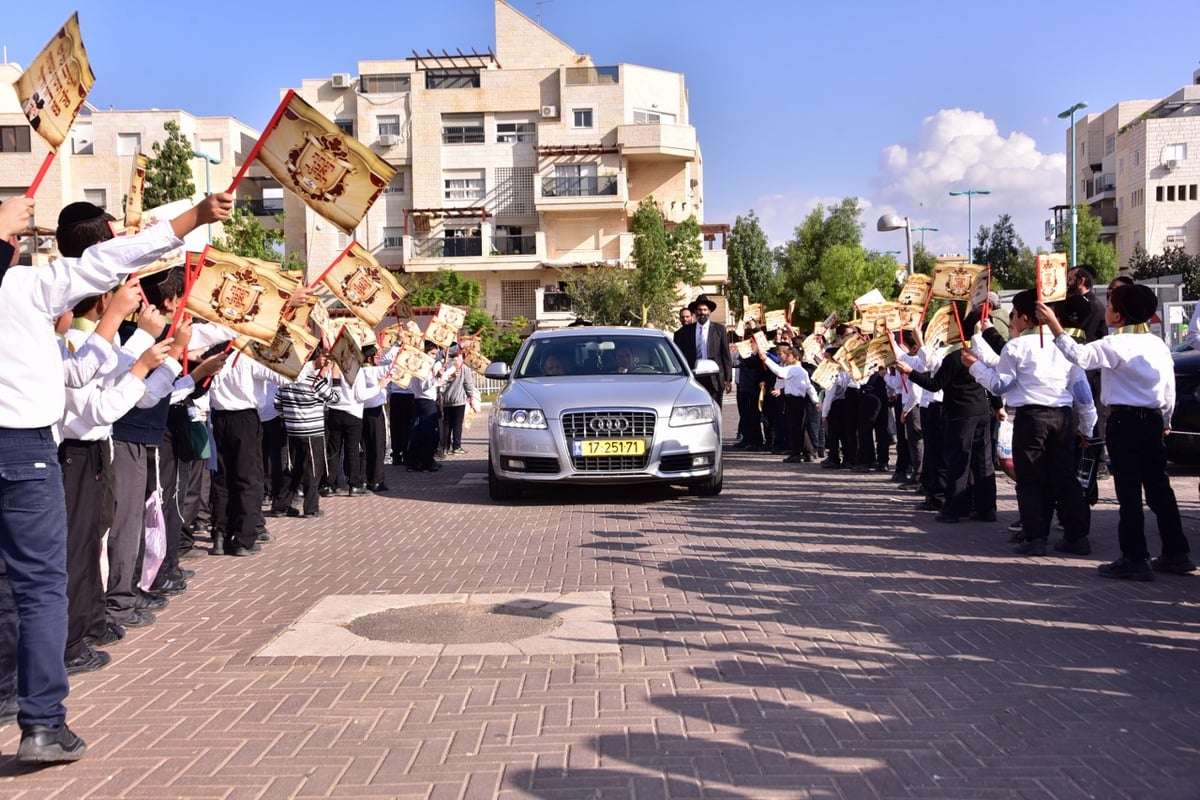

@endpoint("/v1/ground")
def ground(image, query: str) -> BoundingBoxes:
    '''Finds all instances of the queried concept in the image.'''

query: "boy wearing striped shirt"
[272,350,335,518]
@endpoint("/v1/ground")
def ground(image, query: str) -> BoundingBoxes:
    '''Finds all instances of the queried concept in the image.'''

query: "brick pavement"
[1,406,1198,799]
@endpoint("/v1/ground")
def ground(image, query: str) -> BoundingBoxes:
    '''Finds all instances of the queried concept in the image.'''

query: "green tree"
[212,203,301,269]
[1130,245,1200,299]
[972,213,1026,287]
[143,121,196,209]
[403,269,483,307]
[726,211,774,317]
[911,241,937,276]
[560,266,638,326]
[1054,203,1119,283]
[628,198,705,328]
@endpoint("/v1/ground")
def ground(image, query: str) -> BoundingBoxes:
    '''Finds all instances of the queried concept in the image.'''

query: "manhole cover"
[345,601,562,644]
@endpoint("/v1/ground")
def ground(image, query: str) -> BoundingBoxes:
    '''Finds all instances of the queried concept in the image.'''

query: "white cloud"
[868,109,1065,258]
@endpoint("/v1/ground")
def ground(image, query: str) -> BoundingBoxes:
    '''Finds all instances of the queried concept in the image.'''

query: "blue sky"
[5,0,1200,260]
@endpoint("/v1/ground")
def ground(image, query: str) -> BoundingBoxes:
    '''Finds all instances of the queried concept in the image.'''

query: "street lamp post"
[948,189,991,260]
[192,150,221,243]
[1057,101,1088,267]
[876,213,913,276]
[911,225,939,248]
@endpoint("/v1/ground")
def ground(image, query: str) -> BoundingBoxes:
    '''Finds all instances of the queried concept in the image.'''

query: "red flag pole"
[25,151,57,198]
[1036,259,1045,348]
[309,240,356,290]
[950,300,966,347]
[171,244,211,335]
[225,90,295,195]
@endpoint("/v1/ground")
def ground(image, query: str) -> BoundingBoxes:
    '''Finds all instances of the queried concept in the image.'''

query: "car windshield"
[514,334,687,378]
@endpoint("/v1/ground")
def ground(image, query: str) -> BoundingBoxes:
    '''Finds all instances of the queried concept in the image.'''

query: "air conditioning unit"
[1165,159,1178,171]
[540,104,559,119]
[378,133,397,147]
[36,236,55,251]
[331,73,352,89]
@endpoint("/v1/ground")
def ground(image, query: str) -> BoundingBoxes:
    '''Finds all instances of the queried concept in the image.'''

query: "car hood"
[500,375,712,417]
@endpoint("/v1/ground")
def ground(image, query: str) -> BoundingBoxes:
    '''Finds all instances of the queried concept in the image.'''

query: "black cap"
[57,201,114,228]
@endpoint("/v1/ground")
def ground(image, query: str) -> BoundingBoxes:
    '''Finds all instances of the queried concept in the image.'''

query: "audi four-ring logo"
[590,417,630,432]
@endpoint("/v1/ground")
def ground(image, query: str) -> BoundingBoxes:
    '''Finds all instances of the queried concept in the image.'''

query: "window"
[444,171,484,201]
[1167,185,1176,202]
[1133,150,1141,167]
[1192,185,1198,201]
[442,116,484,144]
[572,108,594,129]
[496,122,536,143]
[262,187,284,214]
[443,226,482,257]
[198,139,223,162]
[633,109,676,124]
[116,133,141,157]
[83,189,106,209]
[335,119,355,135]
[71,122,93,155]
[426,69,480,89]
[0,126,32,153]
[384,172,406,193]
[360,73,410,93]
[1130,188,1144,207]
[1166,227,1186,244]
[1163,143,1188,162]
[1118,158,1124,175]
[383,227,404,248]
[1157,186,1164,202]
[377,115,400,137]
[1105,134,1115,155]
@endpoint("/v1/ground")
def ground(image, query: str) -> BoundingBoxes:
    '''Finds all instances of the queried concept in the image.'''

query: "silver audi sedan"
[484,327,723,500]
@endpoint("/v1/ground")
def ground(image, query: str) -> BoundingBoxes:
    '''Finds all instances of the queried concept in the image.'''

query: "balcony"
[616,122,697,161]
[492,234,536,256]
[412,236,483,259]
[1087,173,1116,199]
[402,231,546,271]
[537,174,626,213]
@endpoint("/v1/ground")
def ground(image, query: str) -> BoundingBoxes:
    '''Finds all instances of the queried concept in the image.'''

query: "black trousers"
[784,394,809,457]
[1013,406,1089,542]
[179,458,211,548]
[58,439,107,661]
[388,393,414,461]
[361,406,386,485]
[919,403,945,499]
[408,398,440,469]
[260,416,288,501]
[857,393,883,466]
[325,409,364,489]
[442,404,466,451]
[276,435,326,516]
[893,403,910,473]
[736,389,763,446]
[942,413,996,517]
[1107,406,1190,560]
[212,409,263,549]
[156,426,183,580]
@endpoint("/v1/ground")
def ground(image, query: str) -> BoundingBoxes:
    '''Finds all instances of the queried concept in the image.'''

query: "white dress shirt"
[1054,330,1175,425]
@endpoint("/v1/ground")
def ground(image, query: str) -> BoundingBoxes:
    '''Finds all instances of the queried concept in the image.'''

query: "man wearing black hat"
[673,294,732,405]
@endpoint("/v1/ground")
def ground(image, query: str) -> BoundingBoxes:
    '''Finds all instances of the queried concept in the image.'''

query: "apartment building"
[1055,67,1200,270]
[0,61,270,264]
[287,0,727,327]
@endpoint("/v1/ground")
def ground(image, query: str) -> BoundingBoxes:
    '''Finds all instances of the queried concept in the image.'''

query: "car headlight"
[498,408,548,429]
[670,404,716,426]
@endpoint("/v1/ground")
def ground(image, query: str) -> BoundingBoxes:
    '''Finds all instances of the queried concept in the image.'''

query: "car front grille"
[522,457,560,474]
[659,453,698,472]
[563,409,655,471]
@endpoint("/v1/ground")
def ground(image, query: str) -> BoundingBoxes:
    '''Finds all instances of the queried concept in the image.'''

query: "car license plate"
[573,439,645,457]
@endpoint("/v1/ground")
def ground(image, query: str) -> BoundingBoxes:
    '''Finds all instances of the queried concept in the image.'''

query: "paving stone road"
[2,405,1198,799]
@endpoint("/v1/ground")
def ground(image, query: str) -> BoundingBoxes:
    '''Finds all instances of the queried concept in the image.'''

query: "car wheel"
[689,464,723,496]
[488,457,521,501]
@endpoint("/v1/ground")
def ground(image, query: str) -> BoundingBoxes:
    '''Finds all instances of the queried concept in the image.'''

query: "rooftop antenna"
[536,0,553,24]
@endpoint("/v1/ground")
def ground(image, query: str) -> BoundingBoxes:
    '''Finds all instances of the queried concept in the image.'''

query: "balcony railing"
[412,236,483,258]
[541,175,619,198]
[492,234,536,256]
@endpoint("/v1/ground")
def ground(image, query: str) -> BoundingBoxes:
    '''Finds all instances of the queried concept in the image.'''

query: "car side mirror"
[484,362,510,379]
[693,358,719,377]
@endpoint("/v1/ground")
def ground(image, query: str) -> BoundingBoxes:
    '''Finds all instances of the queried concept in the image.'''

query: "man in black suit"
[673,295,733,404]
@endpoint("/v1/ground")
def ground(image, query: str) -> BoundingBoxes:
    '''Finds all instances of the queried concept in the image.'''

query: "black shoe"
[133,590,168,611]
[850,464,873,473]
[890,470,907,482]
[257,530,275,543]
[873,463,888,472]
[1013,538,1047,556]
[1053,537,1092,556]
[368,483,389,492]
[303,509,325,518]
[211,538,225,556]
[916,499,943,512]
[934,512,959,524]
[801,453,813,462]
[426,463,443,472]
[898,481,921,490]
[782,455,801,463]
[170,567,196,581]
[815,450,825,459]
[318,485,334,497]
[153,577,188,596]
[820,459,842,469]
[86,623,126,648]
[124,609,156,628]
[968,510,997,523]
[391,453,404,464]
[17,724,87,764]
[227,541,261,557]
[1007,520,1024,533]
[727,441,749,451]
[1150,554,1197,575]
[265,508,288,518]
[348,485,372,496]
[64,645,111,675]
[1098,556,1154,581]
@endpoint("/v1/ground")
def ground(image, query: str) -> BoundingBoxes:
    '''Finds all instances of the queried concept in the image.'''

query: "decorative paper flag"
[1036,253,1068,303]
[424,303,466,348]
[923,305,954,351]
[858,303,893,331]
[734,320,745,338]
[752,331,771,353]
[436,303,467,330]
[931,261,984,301]
[763,309,787,331]
[833,333,868,372]
[734,340,754,359]
[329,326,365,387]
[865,335,897,374]
[14,13,95,152]
[844,336,872,382]
[304,298,335,347]
[388,343,435,387]
[821,311,840,330]
[234,320,318,380]
[897,273,933,307]
[854,288,887,311]
[969,266,991,311]
[801,333,824,364]
[238,90,395,234]
[314,241,408,327]
[185,247,293,344]
[811,359,841,391]
[895,304,923,331]
[463,347,491,373]
[124,154,148,231]
[787,300,795,325]
[743,302,764,326]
